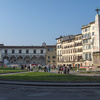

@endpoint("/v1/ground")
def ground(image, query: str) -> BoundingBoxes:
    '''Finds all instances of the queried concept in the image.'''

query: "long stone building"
[0,43,56,66]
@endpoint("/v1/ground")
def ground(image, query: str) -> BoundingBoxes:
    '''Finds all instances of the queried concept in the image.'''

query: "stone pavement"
[0,69,100,76]
[0,80,100,87]
[47,69,100,76]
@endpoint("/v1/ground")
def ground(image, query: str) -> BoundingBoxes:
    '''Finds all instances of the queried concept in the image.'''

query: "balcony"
[83,58,92,61]
[82,36,91,40]
[75,58,83,62]
[74,43,82,47]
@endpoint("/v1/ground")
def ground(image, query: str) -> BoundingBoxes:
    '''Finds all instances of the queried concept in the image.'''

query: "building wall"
[62,38,75,66]
[81,23,95,66]
[74,34,83,67]
[56,13,100,67]
[46,46,56,65]
[56,38,63,66]
[0,46,46,65]
[93,52,100,67]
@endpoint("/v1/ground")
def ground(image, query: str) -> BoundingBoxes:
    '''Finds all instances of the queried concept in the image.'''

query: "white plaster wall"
[94,13,100,51]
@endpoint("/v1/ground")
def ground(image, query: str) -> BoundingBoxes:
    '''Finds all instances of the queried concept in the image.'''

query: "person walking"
[67,65,70,74]
[63,64,66,74]
[48,64,51,72]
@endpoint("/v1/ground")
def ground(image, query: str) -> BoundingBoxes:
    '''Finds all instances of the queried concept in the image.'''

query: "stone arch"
[24,56,30,64]
[10,56,16,64]
[31,56,38,64]
[17,56,23,64]
[3,56,9,64]
[38,56,45,65]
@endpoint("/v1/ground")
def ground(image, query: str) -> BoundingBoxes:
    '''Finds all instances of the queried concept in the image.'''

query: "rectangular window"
[52,56,56,59]
[86,45,88,49]
[89,45,91,49]
[12,50,15,54]
[85,28,87,32]
[19,50,21,54]
[92,26,94,30]
[41,50,43,54]
[92,39,94,43]
[85,34,87,38]
[26,50,29,53]
[82,35,84,38]
[48,48,50,51]
[88,28,90,31]
[85,53,88,60]
[88,33,91,38]
[82,29,84,33]
[92,32,94,36]
[34,50,36,54]
[89,53,91,60]
[48,56,50,59]
[5,50,7,53]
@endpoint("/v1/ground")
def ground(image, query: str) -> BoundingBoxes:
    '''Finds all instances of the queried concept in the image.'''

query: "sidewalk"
[49,69,100,76]
[0,80,100,87]
[0,69,100,76]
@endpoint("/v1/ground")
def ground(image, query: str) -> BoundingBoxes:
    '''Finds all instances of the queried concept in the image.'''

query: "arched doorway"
[10,56,16,64]
[17,56,23,64]
[3,56,9,64]
[31,56,38,64]
[38,56,45,65]
[24,56,30,64]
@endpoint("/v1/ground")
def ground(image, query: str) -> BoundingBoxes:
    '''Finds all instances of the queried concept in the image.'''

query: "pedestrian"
[30,64,33,71]
[25,64,27,70]
[67,65,70,74]
[44,66,47,72]
[28,65,30,70]
[21,65,23,70]
[48,64,51,72]
[63,64,66,74]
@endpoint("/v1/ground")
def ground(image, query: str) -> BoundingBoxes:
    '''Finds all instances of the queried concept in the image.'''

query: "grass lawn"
[0,72,100,81]
[0,67,27,74]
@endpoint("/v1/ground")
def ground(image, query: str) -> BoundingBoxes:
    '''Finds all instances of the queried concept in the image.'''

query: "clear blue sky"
[0,0,100,46]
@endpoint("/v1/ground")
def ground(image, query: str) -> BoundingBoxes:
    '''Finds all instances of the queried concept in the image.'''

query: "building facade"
[0,45,46,65]
[81,21,95,66]
[0,43,57,66]
[56,36,63,66]
[45,45,56,65]
[56,10,100,68]
[74,34,83,67]
[56,35,74,66]
[62,36,75,67]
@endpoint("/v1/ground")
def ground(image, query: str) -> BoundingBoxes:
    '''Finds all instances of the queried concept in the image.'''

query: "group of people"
[20,64,29,70]
[58,64,70,74]
[20,64,51,72]
[20,64,70,74]
[44,64,51,72]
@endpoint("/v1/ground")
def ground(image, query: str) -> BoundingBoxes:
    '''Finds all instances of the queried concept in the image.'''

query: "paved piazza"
[0,84,100,100]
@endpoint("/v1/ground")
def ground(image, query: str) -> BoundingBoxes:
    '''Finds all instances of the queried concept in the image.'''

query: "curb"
[0,80,100,87]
